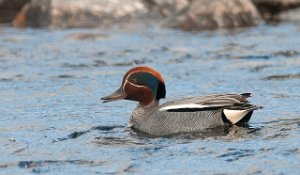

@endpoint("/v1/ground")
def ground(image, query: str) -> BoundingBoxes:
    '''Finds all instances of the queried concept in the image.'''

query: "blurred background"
[1,0,300,30]
[0,0,300,174]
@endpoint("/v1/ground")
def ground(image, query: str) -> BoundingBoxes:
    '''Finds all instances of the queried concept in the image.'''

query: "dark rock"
[0,0,29,23]
[164,0,261,31]
[252,0,300,20]
[13,0,51,28]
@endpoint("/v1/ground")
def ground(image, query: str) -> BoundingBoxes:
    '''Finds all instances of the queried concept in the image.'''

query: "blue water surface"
[0,23,300,174]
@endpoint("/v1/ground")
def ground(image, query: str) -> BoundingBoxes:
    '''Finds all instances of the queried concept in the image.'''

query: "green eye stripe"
[128,72,159,96]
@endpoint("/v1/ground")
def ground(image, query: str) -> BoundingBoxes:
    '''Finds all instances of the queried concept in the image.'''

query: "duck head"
[101,66,166,106]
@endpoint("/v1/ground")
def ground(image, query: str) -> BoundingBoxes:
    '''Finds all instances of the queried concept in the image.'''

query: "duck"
[101,66,262,136]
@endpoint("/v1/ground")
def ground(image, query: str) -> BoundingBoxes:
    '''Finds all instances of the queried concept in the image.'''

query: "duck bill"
[101,88,127,103]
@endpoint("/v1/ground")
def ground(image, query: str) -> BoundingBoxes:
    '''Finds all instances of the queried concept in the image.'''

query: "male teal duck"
[101,66,262,136]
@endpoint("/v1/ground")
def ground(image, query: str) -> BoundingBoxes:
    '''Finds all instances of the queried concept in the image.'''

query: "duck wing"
[159,93,261,112]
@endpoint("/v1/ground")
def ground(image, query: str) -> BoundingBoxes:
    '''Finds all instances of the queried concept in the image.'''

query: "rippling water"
[0,23,300,174]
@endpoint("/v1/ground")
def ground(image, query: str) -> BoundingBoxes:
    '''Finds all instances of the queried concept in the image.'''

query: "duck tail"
[240,93,252,98]
[245,105,263,111]
[223,104,262,125]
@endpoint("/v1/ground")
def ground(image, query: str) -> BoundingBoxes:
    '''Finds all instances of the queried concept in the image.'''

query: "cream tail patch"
[223,109,249,124]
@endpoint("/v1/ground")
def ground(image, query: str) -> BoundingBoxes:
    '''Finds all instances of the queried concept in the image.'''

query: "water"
[0,23,300,174]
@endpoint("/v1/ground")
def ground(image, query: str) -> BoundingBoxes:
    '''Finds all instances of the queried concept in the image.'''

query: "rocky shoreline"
[1,0,300,30]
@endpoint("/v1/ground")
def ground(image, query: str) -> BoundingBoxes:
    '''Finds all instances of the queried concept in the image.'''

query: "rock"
[251,0,300,20]
[164,0,261,31]
[0,0,29,23]
[12,0,261,31]
[143,0,190,18]
[13,0,51,28]
[277,7,300,22]
[51,0,148,28]
[13,0,148,28]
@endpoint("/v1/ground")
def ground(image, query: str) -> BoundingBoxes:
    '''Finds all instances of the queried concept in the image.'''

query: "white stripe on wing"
[159,104,208,111]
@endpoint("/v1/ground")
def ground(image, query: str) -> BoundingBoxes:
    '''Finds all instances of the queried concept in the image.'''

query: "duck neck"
[139,100,159,109]
[130,100,160,127]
